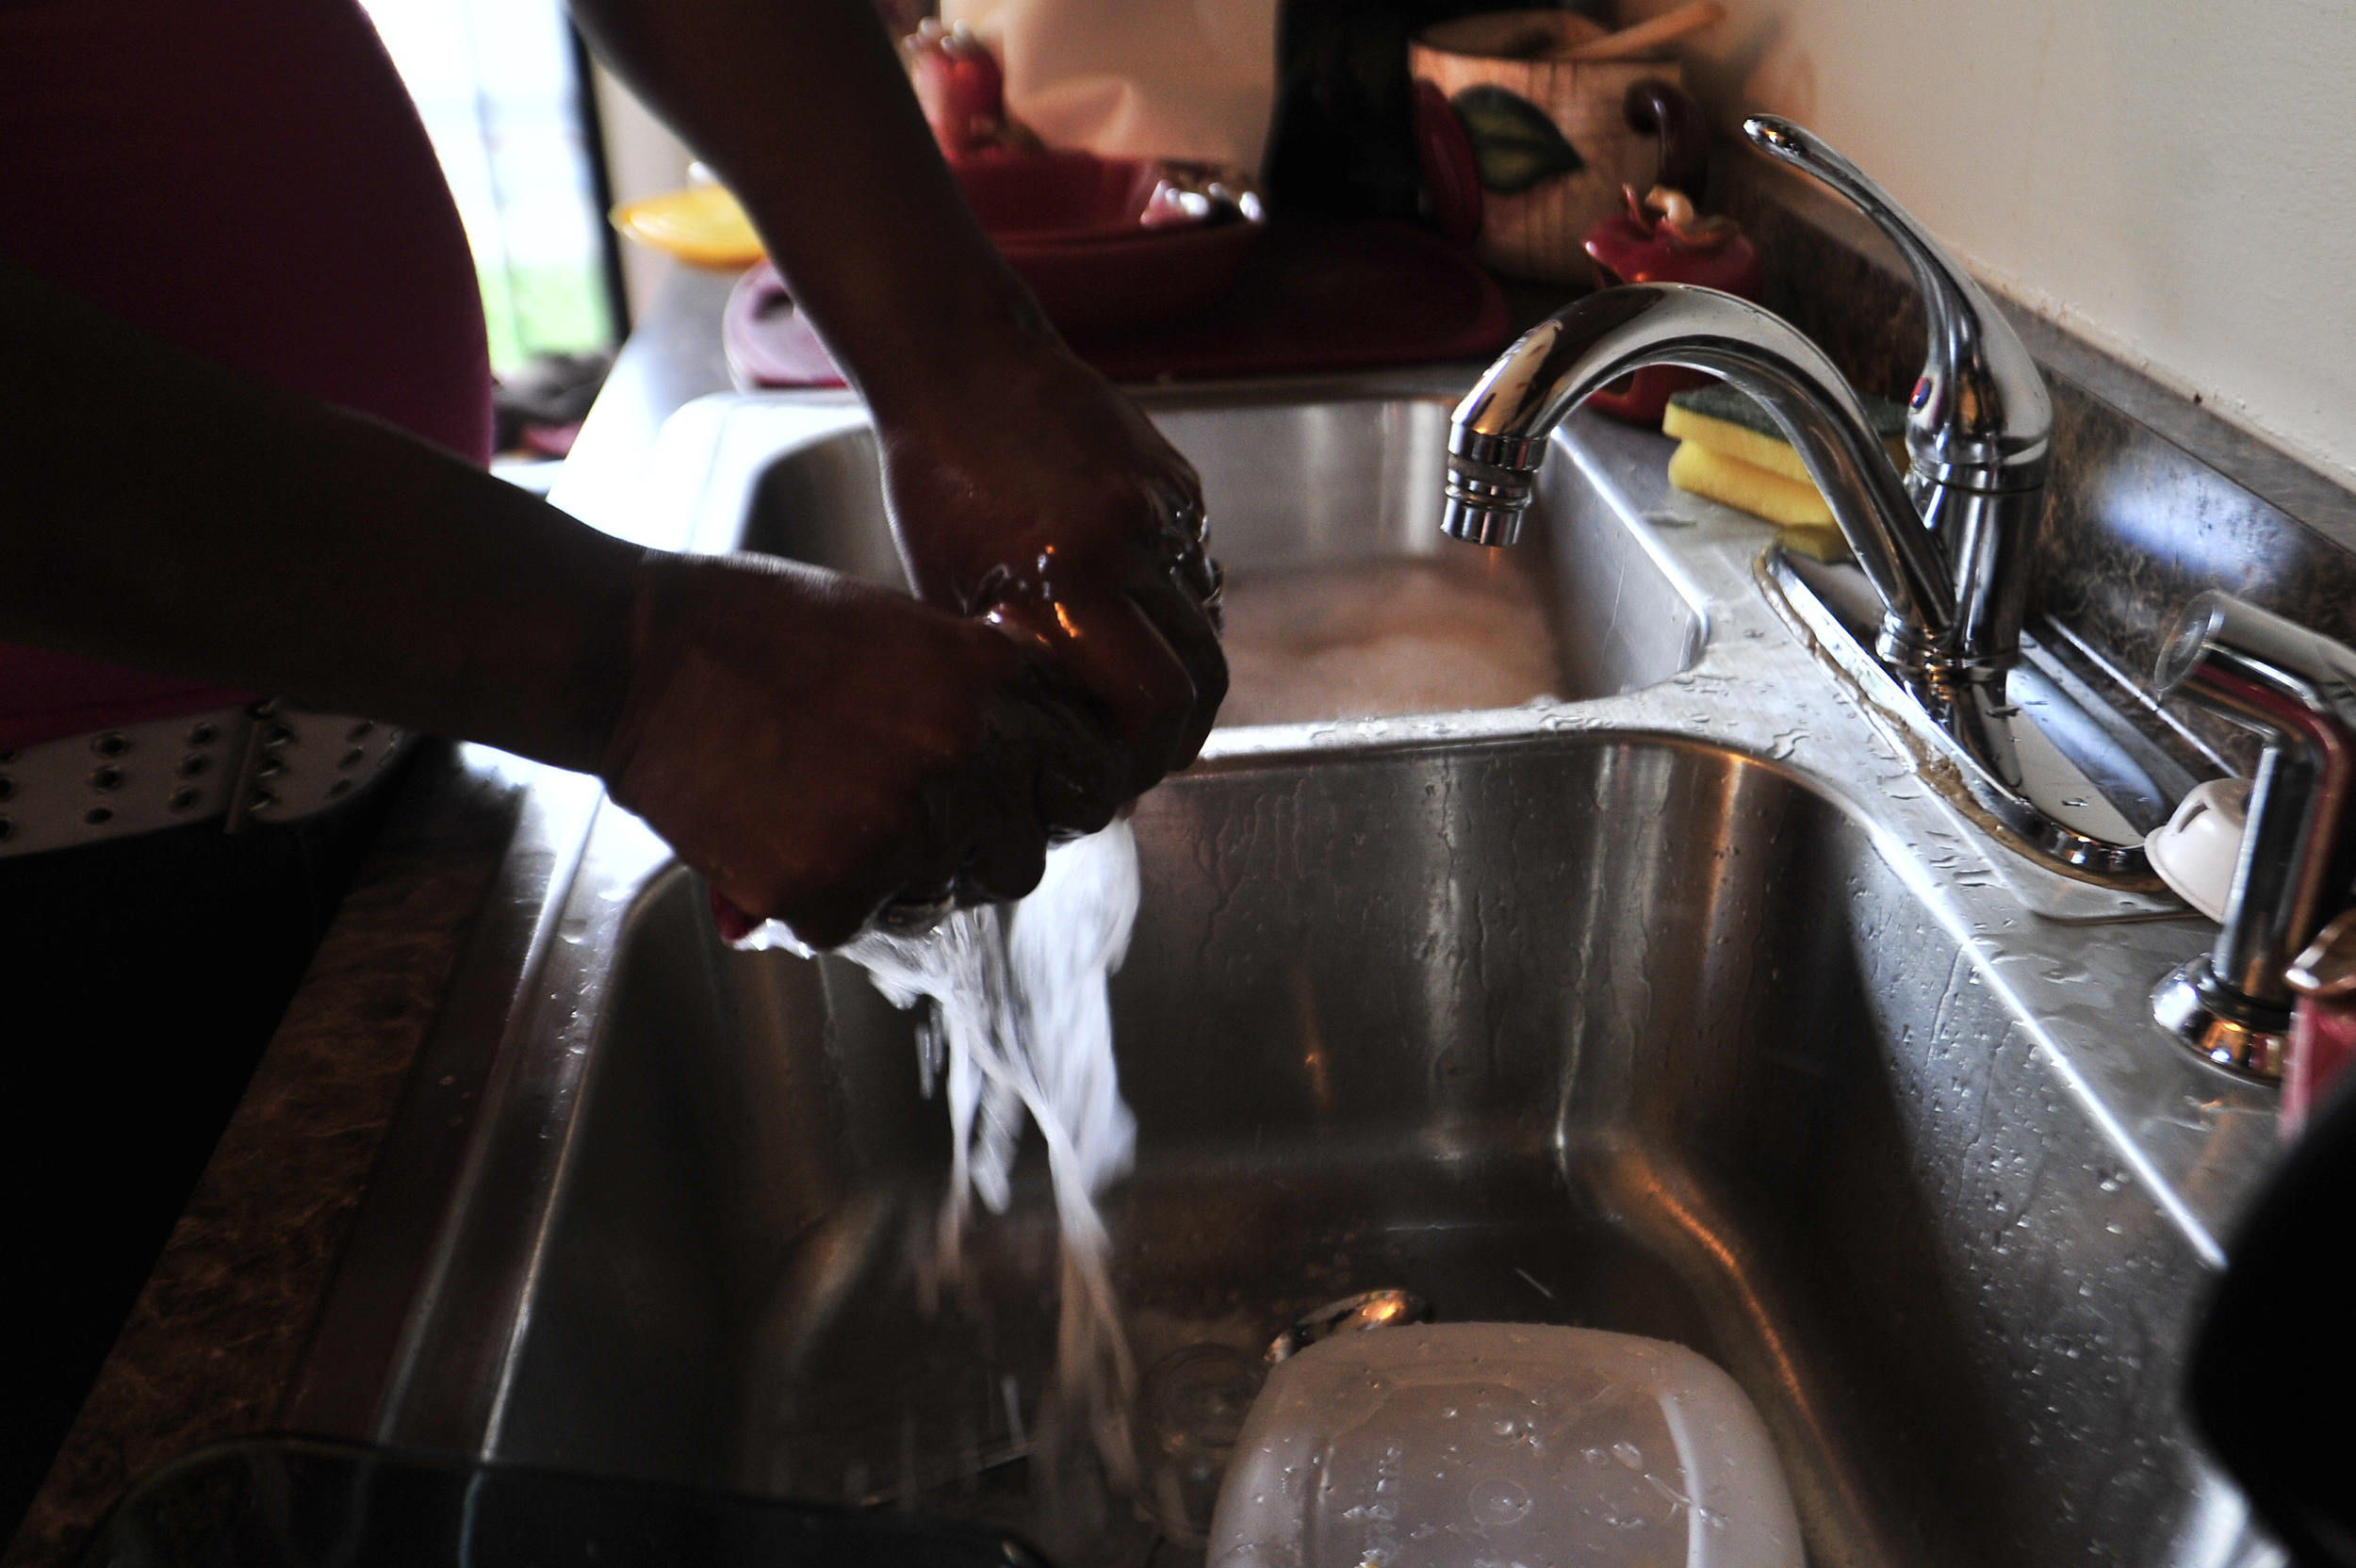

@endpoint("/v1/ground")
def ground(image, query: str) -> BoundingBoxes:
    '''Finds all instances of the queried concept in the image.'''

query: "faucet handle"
[1742,116,2050,493]
[2151,592,2356,1079]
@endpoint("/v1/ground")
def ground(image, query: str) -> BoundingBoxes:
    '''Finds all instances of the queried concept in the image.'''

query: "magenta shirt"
[0,0,493,751]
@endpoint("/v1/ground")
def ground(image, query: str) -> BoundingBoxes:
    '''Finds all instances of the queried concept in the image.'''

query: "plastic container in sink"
[1207,1323,1800,1568]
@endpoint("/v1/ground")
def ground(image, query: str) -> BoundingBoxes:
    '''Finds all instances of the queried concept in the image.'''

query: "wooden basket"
[1411,10,1686,286]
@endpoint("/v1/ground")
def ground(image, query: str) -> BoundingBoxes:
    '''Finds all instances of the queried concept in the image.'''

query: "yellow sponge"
[1663,384,1908,563]
[1776,520,1856,563]
[1666,402,1816,485]
[1667,440,1833,527]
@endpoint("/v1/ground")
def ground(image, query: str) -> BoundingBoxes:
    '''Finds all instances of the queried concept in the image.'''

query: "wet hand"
[877,340,1228,797]
[597,550,1122,950]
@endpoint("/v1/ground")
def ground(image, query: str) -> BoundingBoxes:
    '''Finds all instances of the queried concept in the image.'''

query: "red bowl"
[726,222,1513,391]
[952,150,1263,334]
[1003,154,1262,333]
[1005,220,1259,335]
[950,148,1168,244]
[726,150,1262,361]
[726,205,1263,374]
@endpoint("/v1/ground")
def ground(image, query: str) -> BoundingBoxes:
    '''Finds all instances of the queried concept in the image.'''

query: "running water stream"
[745,825,1146,1499]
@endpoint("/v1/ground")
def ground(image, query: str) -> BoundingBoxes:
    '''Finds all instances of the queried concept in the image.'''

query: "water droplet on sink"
[1469,1478,1533,1527]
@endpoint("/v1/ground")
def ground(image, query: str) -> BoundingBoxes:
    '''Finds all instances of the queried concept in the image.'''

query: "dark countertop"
[2,266,742,1568]
[78,1437,1040,1568]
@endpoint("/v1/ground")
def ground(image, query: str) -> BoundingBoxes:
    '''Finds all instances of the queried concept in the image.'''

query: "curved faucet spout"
[1443,283,1955,656]
[1436,130,2157,884]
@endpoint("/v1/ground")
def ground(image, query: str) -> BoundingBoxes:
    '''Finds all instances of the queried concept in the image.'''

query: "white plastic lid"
[1208,1322,1801,1568]
[2145,776,2253,923]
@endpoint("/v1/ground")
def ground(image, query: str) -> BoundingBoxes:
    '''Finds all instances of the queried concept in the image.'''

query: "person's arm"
[570,0,1020,415]
[0,253,635,768]
[567,0,1228,788]
[0,251,1114,944]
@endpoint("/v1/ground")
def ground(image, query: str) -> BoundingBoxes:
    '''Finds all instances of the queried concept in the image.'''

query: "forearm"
[0,252,641,773]
[564,0,1228,774]
[567,0,1052,423]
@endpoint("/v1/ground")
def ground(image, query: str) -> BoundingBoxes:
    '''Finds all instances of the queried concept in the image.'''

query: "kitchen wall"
[1628,0,2356,491]
[587,62,694,324]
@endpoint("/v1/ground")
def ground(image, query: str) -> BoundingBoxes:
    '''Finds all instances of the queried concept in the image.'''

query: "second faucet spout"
[1442,282,1955,667]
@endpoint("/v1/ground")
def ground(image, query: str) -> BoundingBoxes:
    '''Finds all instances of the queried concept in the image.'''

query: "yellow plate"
[611,183,764,269]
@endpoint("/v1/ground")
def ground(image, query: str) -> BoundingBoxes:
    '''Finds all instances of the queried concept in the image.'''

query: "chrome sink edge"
[1201,406,2270,1266]
[294,375,2280,1488]
[623,368,1501,563]
[285,750,611,1447]
[671,389,2280,1253]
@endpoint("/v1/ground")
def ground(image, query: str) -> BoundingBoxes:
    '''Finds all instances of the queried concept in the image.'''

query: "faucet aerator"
[1441,459,1535,547]
[1440,498,1527,547]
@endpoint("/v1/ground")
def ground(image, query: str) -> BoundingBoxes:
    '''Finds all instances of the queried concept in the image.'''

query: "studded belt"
[0,702,409,858]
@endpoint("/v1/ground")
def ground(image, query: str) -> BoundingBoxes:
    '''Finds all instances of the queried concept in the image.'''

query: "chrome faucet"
[1439,260,1956,660]
[1748,119,2053,672]
[2151,593,2356,1079]
[1441,116,2145,877]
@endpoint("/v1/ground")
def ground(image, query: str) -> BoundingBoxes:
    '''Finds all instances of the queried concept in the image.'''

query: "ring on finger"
[1148,482,1209,549]
[1164,548,1220,606]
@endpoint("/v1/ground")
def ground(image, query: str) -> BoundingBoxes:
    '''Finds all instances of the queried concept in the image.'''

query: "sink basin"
[438,739,2211,1568]
[662,386,1705,725]
[296,382,2269,1568]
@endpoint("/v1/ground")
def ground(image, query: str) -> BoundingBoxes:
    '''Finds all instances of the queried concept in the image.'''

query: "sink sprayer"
[2151,592,2356,1079]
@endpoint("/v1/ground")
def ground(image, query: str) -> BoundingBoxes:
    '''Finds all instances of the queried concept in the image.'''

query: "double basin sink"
[292,374,2282,1568]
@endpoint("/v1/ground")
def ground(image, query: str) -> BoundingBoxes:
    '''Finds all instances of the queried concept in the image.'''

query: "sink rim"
[350,727,2235,1568]
[701,375,1717,727]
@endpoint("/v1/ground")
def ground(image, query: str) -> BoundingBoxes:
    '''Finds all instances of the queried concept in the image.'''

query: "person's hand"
[597,550,1121,949]
[876,337,1227,796]
[568,0,1225,824]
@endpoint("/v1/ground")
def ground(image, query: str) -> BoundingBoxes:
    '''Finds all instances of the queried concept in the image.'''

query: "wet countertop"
[1,267,741,1568]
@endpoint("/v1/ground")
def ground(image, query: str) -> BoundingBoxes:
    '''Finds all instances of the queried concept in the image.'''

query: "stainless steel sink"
[492,739,2223,1568]
[647,381,1706,718]
[293,377,2282,1568]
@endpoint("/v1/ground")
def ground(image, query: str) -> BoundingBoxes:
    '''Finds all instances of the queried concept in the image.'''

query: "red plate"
[728,146,1268,352]
[950,148,1168,244]
[726,222,1510,390]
